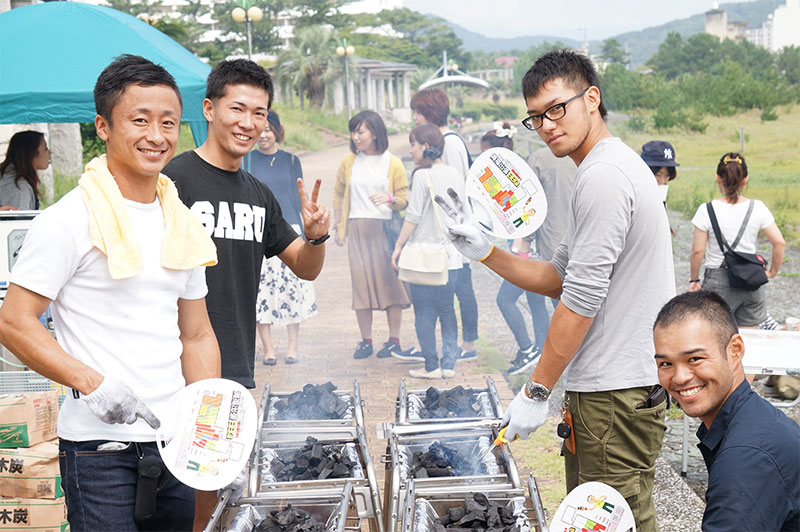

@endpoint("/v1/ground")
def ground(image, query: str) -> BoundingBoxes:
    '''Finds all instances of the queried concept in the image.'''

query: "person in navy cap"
[641,140,679,202]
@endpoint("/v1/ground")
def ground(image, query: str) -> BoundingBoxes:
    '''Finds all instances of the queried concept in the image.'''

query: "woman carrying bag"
[689,152,785,327]
[391,125,465,379]
[333,110,410,360]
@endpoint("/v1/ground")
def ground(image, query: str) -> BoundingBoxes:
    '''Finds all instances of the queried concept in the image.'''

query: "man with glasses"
[436,50,674,530]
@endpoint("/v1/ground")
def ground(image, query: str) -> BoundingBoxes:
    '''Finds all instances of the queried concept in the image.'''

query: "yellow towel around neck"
[79,155,217,280]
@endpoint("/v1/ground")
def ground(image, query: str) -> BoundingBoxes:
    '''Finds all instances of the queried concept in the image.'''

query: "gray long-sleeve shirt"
[551,137,676,392]
[0,165,37,210]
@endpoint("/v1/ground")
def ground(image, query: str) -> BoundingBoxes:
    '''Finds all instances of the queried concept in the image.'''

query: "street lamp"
[231,1,263,59]
[336,39,356,118]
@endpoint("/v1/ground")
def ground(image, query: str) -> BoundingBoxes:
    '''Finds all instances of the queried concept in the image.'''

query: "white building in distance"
[705,0,800,52]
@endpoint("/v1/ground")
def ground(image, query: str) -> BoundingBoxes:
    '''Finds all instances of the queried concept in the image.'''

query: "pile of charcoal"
[432,493,521,532]
[417,386,480,419]
[255,505,327,532]
[410,441,484,479]
[274,382,349,420]
[269,437,357,481]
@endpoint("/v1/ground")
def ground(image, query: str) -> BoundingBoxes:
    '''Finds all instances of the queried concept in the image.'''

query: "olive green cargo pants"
[563,386,667,532]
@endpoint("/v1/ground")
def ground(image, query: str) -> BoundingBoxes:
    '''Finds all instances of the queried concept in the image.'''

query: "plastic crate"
[0,370,67,405]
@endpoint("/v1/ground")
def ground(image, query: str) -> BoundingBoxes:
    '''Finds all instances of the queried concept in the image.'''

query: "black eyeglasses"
[521,88,589,131]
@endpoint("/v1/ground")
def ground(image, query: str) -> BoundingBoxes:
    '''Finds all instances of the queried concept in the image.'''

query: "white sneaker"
[441,368,455,378]
[409,367,443,379]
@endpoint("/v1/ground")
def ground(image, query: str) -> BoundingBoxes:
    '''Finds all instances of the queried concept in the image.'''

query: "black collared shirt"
[697,380,800,531]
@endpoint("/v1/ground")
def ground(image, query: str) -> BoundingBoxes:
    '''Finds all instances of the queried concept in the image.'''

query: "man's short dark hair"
[205,59,274,107]
[521,49,607,120]
[94,54,182,124]
[653,291,739,355]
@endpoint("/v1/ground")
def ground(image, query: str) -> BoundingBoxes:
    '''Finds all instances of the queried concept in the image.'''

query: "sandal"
[285,355,299,365]
[262,357,277,366]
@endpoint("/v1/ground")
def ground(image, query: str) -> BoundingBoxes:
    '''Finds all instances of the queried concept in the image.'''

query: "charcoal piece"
[447,507,466,522]
[332,463,350,478]
[457,510,486,527]
[472,493,490,509]
[486,506,501,529]
[269,440,354,481]
[414,467,428,478]
[464,495,486,514]
[498,506,515,525]
[434,523,447,532]
[419,385,482,419]
[274,382,349,420]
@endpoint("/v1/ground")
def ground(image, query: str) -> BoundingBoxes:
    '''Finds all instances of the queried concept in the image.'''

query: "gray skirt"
[347,218,410,311]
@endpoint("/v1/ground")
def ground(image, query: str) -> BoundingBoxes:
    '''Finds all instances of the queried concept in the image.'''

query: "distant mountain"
[612,0,783,66]
[442,0,783,67]
[444,19,581,54]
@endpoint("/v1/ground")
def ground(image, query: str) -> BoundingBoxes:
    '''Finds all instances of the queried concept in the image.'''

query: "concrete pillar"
[333,81,344,114]
[387,75,395,109]
[403,73,411,108]
[377,78,386,111]
[48,123,82,200]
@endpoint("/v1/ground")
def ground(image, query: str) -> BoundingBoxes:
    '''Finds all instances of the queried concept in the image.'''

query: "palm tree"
[276,25,351,109]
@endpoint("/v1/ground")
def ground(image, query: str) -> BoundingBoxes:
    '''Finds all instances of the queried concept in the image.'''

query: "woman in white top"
[689,152,785,326]
[410,87,479,361]
[333,111,410,360]
[391,125,464,379]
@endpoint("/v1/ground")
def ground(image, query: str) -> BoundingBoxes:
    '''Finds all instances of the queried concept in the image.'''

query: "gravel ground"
[468,206,799,531]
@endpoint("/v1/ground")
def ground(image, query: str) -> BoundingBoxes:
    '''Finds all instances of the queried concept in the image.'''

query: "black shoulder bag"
[706,200,768,291]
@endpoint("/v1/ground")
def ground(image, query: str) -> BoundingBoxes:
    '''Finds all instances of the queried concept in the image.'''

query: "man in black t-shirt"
[164,60,330,391]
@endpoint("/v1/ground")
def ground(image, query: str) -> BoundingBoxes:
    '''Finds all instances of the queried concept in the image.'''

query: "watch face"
[526,381,550,401]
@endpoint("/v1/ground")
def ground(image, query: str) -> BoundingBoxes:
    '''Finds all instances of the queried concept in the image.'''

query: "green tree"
[291,0,348,29]
[513,41,565,84]
[600,38,628,65]
[777,45,800,85]
[276,25,345,108]
[342,9,467,69]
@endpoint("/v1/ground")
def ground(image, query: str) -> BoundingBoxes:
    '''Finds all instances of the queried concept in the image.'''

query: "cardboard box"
[0,392,58,448]
[0,496,67,531]
[0,442,62,499]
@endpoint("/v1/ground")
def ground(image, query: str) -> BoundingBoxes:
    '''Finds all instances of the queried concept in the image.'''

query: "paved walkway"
[251,135,517,490]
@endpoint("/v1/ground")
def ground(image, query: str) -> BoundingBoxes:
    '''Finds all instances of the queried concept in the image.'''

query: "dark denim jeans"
[452,263,479,342]
[496,280,552,351]
[59,439,194,532]
[409,271,458,371]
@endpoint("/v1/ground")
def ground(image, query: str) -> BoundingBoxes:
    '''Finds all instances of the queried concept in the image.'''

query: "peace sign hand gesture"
[434,188,493,262]
[297,178,331,241]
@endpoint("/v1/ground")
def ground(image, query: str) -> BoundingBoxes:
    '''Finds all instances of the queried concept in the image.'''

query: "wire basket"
[0,370,66,405]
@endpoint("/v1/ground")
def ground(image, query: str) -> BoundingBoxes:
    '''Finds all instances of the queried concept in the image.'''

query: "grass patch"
[612,109,800,246]
[666,403,684,420]
[274,105,350,151]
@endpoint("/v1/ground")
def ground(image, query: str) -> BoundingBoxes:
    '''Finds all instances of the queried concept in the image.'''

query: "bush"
[625,114,649,132]
[760,107,779,122]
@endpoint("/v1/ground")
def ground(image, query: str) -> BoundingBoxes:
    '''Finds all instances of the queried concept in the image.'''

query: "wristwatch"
[307,233,330,245]
[524,381,551,401]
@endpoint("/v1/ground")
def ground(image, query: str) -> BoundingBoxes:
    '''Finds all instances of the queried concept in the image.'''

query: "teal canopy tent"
[0,2,210,145]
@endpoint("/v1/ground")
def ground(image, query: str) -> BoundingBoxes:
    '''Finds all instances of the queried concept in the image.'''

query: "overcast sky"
[401,0,756,40]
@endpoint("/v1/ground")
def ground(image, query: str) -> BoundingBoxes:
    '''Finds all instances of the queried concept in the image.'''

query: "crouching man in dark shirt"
[653,290,799,531]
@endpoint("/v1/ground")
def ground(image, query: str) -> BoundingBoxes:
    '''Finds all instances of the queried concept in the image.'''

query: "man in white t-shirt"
[0,55,220,531]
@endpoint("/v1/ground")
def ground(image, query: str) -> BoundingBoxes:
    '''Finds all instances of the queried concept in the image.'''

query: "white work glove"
[434,188,494,262]
[501,388,549,441]
[83,378,161,429]
[223,465,248,504]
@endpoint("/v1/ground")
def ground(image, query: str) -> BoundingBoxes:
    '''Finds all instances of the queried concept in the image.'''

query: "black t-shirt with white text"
[164,150,298,388]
